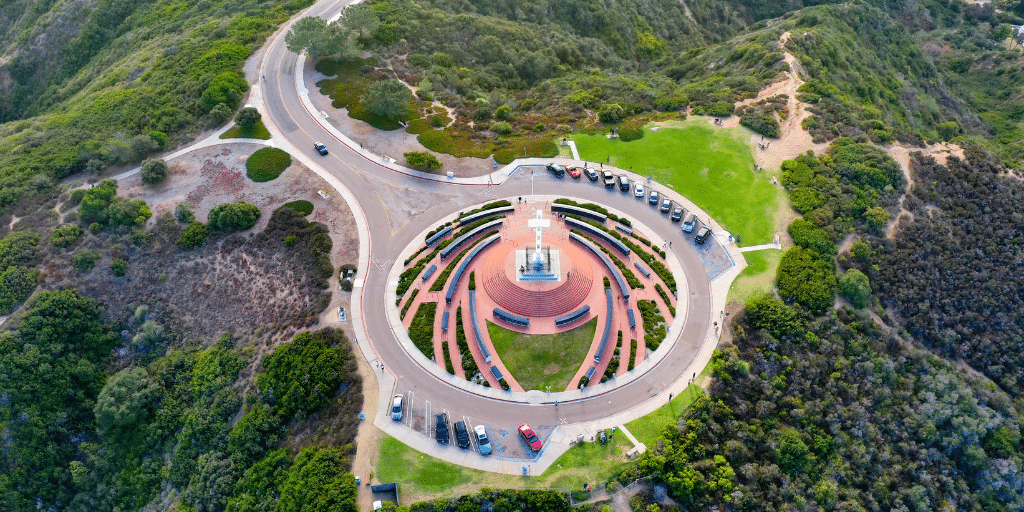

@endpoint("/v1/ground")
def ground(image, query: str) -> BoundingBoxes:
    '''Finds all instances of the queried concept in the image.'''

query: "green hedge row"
[628,337,638,371]
[572,231,643,289]
[454,307,479,379]
[601,332,623,383]
[459,200,512,219]
[428,230,497,292]
[441,340,455,374]
[400,289,419,319]
[655,284,677,317]
[636,300,667,351]
[408,302,437,359]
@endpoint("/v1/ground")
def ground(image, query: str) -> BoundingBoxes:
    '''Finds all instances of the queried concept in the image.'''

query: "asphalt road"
[257,0,717,461]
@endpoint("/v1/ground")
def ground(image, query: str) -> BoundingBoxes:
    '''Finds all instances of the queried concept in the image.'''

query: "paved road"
[253,0,743,473]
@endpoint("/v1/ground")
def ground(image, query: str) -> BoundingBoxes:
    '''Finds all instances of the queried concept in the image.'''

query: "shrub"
[400,289,420,319]
[177,222,209,250]
[246,148,292,182]
[208,201,261,231]
[235,107,262,128]
[598,103,627,123]
[257,329,354,418]
[618,125,644,141]
[0,266,39,314]
[110,258,128,277]
[284,200,314,215]
[51,225,84,248]
[404,151,443,171]
[140,159,169,185]
[339,278,352,291]
[362,79,413,119]
[491,121,513,135]
[707,101,736,117]
[175,202,196,224]
[494,105,513,121]
[200,72,248,112]
[73,250,101,271]
[408,302,437,358]
[838,269,872,309]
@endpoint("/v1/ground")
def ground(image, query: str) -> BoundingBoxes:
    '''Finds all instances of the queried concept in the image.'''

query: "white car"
[649,190,659,204]
[634,182,645,198]
[475,424,492,455]
[391,394,404,421]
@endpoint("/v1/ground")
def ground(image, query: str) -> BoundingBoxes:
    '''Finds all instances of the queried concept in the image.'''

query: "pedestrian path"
[739,242,782,252]
[567,140,580,160]
[618,424,646,456]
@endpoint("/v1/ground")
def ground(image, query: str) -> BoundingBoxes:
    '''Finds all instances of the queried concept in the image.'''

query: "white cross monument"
[527,209,550,271]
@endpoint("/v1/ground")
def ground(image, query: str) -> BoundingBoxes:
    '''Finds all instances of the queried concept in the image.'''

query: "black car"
[435,413,449,444]
[454,421,471,449]
[695,226,712,244]
[618,175,630,191]
[603,170,616,187]
[314,141,328,155]
[546,163,565,177]
[583,167,599,181]
[671,207,683,222]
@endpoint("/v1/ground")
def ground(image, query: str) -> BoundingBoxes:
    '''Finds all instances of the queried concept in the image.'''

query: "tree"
[863,206,890,233]
[339,3,379,36]
[94,366,159,441]
[275,447,357,512]
[209,201,261,231]
[361,79,413,119]
[73,249,101,271]
[177,222,210,250]
[776,247,837,314]
[494,105,514,121]
[787,218,837,257]
[837,269,872,308]
[51,225,84,248]
[285,17,353,59]
[598,102,626,123]
[258,329,353,418]
[200,72,249,112]
[176,201,196,224]
[236,107,262,128]
[0,265,39,314]
[104,197,152,226]
[140,158,169,185]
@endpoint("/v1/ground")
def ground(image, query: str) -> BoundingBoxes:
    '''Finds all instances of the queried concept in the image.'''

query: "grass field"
[219,121,271,140]
[487,318,598,391]
[245,147,291,182]
[375,431,633,502]
[624,382,707,448]
[728,248,784,305]
[570,120,786,245]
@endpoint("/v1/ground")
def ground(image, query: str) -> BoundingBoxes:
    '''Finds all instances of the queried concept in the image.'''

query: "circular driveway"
[253,0,744,471]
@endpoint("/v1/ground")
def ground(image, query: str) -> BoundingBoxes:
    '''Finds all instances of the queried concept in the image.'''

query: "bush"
[408,302,437,358]
[235,107,262,128]
[598,102,627,123]
[404,151,443,170]
[177,222,209,250]
[362,79,413,119]
[838,269,872,309]
[246,148,292,182]
[257,329,354,418]
[110,258,128,277]
[284,200,314,215]
[776,247,837,313]
[72,250,101,271]
[618,125,644,141]
[0,266,39,314]
[140,159,169,185]
[491,121,513,135]
[175,202,196,224]
[50,225,84,248]
[208,201,261,231]
[494,105,514,121]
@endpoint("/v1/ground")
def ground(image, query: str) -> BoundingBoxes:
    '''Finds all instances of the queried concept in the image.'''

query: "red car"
[518,423,543,451]
[566,166,582,179]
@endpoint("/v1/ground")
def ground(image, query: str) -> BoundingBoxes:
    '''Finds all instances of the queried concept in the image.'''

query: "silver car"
[475,424,492,455]
[391,394,404,421]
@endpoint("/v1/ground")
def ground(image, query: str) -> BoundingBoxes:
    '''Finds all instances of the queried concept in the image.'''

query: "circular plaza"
[393,197,685,395]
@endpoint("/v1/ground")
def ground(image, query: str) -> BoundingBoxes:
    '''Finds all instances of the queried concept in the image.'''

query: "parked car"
[660,198,671,213]
[695,226,712,244]
[475,425,492,455]
[566,166,582,179]
[546,163,565,177]
[518,423,543,451]
[634,182,645,198]
[436,413,449,444]
[454,421,471,449]
[682,212,697,233]
[649,190,659,204]
[391,394,403,421]
[603,170,616,187]
[671,207,684,222]
[314,141,328,155]
[583,167,599,181]
[618,175,630,191]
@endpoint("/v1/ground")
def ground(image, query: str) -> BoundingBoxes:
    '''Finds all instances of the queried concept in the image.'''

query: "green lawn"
[219,121,271,140]
[375,431,633,502]
[487,318,598,391]
[569,119,786,245]
[624,374,710,448]
[727,248,784,305]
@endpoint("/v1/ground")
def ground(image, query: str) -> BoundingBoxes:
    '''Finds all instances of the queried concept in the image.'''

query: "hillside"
[1,0,1024,511]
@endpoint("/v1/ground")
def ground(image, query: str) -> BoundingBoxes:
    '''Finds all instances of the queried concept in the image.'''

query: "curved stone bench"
[555,305,590,327]
[565,217,630,256]
[425,226,453,247]
[569,232,630,304]
[469,290,491,363]
[445,233,500,305]
[494,307,530,327]
[458,206,514,226]
[595,288,614,363]
[440,219,503,260]
[552,203,607,223]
